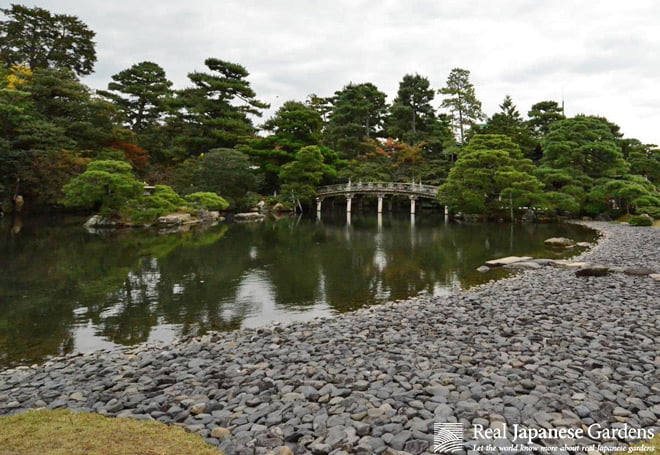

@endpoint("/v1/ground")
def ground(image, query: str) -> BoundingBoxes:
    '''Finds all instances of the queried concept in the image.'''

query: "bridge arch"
[315,182,442,214]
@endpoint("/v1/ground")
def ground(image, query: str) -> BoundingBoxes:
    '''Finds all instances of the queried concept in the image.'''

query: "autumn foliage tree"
[108,141,150,171]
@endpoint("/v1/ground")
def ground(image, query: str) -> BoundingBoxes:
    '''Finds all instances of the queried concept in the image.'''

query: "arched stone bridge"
[316,182,440,214]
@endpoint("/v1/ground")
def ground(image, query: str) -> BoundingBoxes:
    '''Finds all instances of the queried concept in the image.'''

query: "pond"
[0,212,596,369]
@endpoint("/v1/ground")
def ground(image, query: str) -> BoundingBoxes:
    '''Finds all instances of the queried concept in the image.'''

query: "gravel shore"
[1,222,658,455]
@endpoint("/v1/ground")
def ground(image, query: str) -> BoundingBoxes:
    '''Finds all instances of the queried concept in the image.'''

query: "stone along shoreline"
[0,222,658,455]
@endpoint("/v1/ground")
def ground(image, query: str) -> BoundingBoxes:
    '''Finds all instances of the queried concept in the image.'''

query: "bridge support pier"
[316,198,323,213]
[377,194,384,214]
[409,195,417,215]
[346,194,353,213]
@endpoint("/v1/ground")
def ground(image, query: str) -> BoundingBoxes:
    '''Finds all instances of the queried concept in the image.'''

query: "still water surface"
[0,213,596,368]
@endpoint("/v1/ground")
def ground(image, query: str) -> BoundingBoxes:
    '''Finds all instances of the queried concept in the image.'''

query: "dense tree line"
[1,4,659,221]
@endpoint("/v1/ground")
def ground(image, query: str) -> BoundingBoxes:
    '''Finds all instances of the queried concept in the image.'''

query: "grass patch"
[0,409,220,455]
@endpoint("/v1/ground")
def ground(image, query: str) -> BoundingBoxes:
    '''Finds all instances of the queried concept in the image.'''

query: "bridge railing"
[317,182,438,196]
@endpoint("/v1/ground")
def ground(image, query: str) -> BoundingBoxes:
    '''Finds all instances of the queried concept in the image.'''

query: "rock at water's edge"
[485,256,533,266]
[234,212,266,222]
[544,237,575,248]
[84,215,118,228]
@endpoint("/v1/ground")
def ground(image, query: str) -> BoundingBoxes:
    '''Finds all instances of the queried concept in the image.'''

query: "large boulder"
[544,237,575,248]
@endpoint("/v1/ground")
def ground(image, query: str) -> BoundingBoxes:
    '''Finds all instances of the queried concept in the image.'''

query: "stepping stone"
[485,256,533,266]
[504,261,542,269]
[551,261,589,269]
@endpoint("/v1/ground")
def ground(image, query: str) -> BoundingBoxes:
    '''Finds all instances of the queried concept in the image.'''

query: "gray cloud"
[35,0,660,142]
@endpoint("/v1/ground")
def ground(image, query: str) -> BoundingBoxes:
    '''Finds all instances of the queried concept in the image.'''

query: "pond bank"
[0,222,658,455]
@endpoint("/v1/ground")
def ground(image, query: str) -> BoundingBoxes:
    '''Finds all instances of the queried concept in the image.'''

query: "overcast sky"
[31,0,660,144]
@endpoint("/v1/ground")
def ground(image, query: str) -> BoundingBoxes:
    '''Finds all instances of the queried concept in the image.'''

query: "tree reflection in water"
[0,213,596,368]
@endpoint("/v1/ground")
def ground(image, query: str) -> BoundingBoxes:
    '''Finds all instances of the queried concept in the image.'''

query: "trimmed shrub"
[636,206,660,219]
[184,192,229,211]
[120,185,186,225]
[62,160,143,216]
[629,215,653,226]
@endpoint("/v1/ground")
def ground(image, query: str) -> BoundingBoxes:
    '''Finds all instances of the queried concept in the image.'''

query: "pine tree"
[439,68,484,144]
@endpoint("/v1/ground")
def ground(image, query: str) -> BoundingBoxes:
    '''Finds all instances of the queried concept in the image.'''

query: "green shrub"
[234,191,261,211]
[62,160,143,216]
[152,185,185,207]
[120,185,186,225]
[629,215,653,226]
[636,206,660,219]
[184,192,229,210]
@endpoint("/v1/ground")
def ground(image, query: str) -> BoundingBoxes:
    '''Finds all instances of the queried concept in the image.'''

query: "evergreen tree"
[28,67,115,149]
[305,93,332,125]
[98,61,173,132]
[527,100,565,138]
[325,82,388,158]
[0,4,96,76]
[241,100,337,193]
[586,174,660,216]
[535,116,630,214]
[439,68,484,144]
[62,160,143,216]
[621,138,660,185]
[0,64,117,207]
[387,74,450,149]
[172,58,268,157]
[541,116,628,179]
[262,101,324,149]
[280,146,336,206]
[172,148,257,207]
[438,134,543,215]
[478,95,535,158]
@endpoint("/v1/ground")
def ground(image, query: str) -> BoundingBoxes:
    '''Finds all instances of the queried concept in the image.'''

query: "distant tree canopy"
[0,4,96,76]
[1,4,658,220]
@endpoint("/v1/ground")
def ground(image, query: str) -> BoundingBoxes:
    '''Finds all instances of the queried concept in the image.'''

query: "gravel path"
[0,222,658,455]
